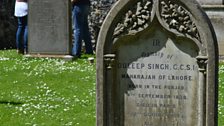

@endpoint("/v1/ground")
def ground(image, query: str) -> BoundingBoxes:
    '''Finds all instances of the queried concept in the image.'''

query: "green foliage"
[0,50,96,126]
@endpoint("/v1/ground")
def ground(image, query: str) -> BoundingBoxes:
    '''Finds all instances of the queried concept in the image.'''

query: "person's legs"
[16,16,28,54]
[82,5,93,54]
[23,16,28,53]
[72,5,84,57]
[16,17,23,52]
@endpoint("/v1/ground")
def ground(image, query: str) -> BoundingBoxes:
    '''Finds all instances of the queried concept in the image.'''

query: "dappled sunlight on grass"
[0,50,96,125]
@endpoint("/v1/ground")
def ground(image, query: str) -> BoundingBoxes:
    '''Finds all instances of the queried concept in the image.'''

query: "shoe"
[17,49,24,54]
[24,49,28,55]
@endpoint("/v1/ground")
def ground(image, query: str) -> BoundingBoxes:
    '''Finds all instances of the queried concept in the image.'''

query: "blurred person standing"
[71,0,93,58]
[14,0,28,54]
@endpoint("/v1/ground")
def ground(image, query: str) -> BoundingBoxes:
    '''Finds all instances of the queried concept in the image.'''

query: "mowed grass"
[0,50,223,126]
[0,50,96,126]
[219,63,224,126]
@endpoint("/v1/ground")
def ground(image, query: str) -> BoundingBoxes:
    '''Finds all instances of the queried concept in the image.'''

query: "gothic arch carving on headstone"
[96,0,218,126]
[111,0,203,51]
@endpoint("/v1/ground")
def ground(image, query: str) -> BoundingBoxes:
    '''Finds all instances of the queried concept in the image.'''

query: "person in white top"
[14,0,28,54]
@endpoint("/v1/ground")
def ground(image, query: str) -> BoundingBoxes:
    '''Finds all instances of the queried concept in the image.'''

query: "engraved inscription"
[115,29,199,126]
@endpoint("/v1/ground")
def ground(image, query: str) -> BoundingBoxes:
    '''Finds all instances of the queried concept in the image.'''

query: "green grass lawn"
[0,50,223,126]
[218,63,224,126]
[0,50,96,126]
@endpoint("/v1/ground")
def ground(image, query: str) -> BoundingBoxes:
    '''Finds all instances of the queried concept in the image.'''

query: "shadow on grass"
[0,100,23,105]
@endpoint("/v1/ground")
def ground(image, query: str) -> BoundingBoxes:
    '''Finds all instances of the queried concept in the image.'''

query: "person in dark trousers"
[14,0,28,54]
[71,0,93,58]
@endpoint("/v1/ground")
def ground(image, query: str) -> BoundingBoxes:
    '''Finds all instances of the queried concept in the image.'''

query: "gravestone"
[28,0,72,57]
[96,0,218,126]
[201,4,224,58]
[197,0,223,5]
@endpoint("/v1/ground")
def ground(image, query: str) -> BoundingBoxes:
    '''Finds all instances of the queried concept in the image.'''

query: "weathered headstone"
[197,0,223,5]
[96,0,218,126]
[28,0,72,57]
[201,4,224,58]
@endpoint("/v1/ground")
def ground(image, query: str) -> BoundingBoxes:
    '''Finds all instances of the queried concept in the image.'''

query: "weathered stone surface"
[197,0,223,5]
[28,0,72,55]
[97,0,218,126]
[202,6,224,58]
[115,28,199,126]
[90,0,224,59]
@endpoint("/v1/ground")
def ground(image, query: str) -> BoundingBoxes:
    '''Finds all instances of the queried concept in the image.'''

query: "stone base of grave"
[24,54,74,61]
